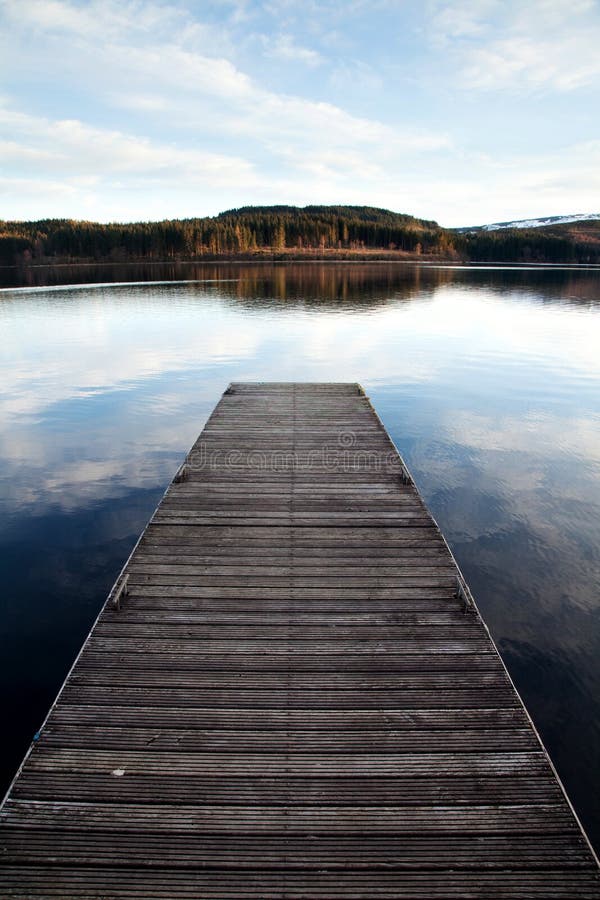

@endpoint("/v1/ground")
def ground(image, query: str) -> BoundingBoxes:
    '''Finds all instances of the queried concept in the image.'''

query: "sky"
[0,0,599,227]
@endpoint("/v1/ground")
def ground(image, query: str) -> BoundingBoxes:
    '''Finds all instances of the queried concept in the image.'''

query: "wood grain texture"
[1,382,598,898]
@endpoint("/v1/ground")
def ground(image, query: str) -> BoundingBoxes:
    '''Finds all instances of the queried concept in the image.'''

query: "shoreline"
[2,254,600,271]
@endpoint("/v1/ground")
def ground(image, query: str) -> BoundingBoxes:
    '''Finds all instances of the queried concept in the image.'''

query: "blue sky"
[1,0,599,226]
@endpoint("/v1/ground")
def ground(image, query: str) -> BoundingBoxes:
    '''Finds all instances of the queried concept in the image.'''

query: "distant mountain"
[451,215,600,263]
[456,213,600,233]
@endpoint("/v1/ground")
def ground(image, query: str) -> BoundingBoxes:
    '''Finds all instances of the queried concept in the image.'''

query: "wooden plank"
[47,706,531,729]
[2,869,599,899]
[58,686,520,711]
[2,799,580,834]
[1,831,593,870]
[126,563,458,576]
[76,649,502,670]
[64,670,512,688]
[96,610,468,625]
[40,725,539,753]
[122,586,459,598]
[1,381,598,898]
[11,775,562,806]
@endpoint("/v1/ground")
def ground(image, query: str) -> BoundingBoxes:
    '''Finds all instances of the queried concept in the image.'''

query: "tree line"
[1,206,598,265]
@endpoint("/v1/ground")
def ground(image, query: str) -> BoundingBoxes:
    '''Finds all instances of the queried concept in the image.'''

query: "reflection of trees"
[450,268,600,308]
[1,261,598,309]
[229,263,455,308]
[1,261,456,307]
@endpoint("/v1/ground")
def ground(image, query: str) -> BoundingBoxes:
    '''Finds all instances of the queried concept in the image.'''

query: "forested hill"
[1,205,599,264]
[0,206,451,262]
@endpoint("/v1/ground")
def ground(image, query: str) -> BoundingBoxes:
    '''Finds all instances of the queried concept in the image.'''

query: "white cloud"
[0,0,598,222]
[1,89,597,225]
[264,33,323,66]
[462,33,600,91]
[431,0,600,91]
[76,22,446,156]
[3,0,206,42]
[0,0,454,219]
[0,175,84,198]
[431,0,499,43]
[328,60,383,93]
[0,106,256,183]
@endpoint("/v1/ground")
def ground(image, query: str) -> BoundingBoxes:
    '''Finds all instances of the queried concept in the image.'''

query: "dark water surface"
[1,262,599,850]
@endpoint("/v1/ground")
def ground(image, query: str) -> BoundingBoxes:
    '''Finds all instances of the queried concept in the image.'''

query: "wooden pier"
[1,382,599,898]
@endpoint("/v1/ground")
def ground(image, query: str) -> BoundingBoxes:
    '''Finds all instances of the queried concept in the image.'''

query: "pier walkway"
[1,383,599,897]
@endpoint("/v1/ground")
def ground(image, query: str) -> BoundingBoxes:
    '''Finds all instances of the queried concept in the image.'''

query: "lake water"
[1,262,599,851]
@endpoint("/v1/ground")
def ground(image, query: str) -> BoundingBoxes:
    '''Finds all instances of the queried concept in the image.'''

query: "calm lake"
[1,261,599,850]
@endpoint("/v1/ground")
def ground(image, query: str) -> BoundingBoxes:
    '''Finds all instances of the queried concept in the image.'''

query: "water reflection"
[1,262,599,850]
[3,259,600,308]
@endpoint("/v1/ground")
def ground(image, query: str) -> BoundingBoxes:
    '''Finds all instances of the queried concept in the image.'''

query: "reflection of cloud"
[427,286,600,378]
[424,404,600,627]
[1,277,599,525]
[0,290,260,419]
[0,408,207,515]
[445,410,600,467]
[2,279,600,430]
[0,284,434,425]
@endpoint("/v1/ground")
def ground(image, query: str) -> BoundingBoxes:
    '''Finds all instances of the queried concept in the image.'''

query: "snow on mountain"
[478,213,600,232]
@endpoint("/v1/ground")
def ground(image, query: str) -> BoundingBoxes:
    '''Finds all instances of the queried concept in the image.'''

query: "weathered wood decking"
[1,382,599,898]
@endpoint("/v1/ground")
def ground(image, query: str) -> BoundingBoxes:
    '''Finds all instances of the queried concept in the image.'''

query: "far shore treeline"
[1,205,599,265]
